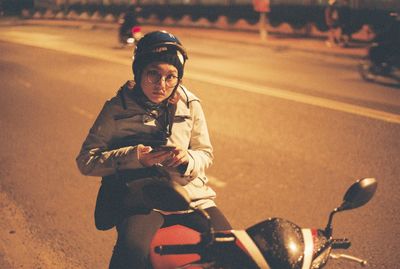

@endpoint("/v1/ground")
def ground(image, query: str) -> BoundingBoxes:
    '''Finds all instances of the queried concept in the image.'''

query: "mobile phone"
[152,145,176,152]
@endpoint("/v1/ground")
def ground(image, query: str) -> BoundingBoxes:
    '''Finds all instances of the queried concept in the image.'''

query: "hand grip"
[155,244,200,255]
[332,238,351,249]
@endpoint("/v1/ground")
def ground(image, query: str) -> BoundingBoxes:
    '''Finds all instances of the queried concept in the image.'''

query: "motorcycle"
[141,177,377,269]
[118,25,142,47]
[118,10,143,47]
[358,13,400,86]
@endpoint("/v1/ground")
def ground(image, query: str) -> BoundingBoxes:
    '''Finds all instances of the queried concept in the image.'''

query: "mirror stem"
[324,208,339,238]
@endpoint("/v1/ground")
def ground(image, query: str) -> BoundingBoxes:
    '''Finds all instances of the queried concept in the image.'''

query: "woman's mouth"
[152,91,165,96]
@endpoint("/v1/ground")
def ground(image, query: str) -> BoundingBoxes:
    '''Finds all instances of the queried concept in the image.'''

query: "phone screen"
[152,145,175,152]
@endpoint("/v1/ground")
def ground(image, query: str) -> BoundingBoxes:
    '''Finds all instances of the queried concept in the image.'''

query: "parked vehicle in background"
[358,12,400,87]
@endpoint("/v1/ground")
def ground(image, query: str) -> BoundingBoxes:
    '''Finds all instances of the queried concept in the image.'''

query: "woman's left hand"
[162,145,189,168]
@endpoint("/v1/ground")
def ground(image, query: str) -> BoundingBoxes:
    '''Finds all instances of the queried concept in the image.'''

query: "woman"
[76,30,231,268]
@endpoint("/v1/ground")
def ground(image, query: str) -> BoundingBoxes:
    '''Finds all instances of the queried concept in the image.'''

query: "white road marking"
[2,29,399,124]
[186,72,400,125]
[0,31,129,65]
[71,106,94,119]
[208,175,227,187]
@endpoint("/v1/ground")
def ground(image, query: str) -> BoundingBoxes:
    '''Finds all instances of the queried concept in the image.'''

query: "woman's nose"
[154,80,167,91]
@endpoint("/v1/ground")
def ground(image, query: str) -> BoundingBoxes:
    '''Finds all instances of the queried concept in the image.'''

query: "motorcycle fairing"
[231,230,271,269]
[150,224,201,269]
[246,218,307,269]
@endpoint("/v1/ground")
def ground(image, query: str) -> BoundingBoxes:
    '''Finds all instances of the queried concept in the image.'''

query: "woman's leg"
[205,206,232,231]
[109,211,164,269]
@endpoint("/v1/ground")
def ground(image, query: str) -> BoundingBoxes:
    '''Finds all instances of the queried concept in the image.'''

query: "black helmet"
[132,30,188,83]
[246,218,312,269]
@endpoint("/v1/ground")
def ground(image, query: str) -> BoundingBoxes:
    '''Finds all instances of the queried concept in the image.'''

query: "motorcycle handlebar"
[155,244,201,255]
[332,238,351,249]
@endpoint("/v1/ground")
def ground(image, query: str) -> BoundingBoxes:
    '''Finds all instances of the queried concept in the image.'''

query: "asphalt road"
[0,23,399,269]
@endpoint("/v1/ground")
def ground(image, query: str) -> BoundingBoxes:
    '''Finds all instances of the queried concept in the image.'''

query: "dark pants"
[108,206,231,269]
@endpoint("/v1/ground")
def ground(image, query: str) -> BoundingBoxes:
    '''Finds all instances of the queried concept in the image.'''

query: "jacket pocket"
[174,115,191,123]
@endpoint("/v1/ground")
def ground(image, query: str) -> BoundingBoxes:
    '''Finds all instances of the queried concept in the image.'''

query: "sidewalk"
[1,17,368,60]
[154,25,368,60]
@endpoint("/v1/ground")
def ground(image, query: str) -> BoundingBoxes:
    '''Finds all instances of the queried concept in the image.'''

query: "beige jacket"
[76,82,216,208]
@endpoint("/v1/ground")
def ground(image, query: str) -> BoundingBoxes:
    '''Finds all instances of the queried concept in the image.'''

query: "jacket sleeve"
[76,101,143,177]
[183,100,214,180]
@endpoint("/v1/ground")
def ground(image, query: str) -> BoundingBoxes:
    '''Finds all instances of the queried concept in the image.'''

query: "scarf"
[128,84,177,139]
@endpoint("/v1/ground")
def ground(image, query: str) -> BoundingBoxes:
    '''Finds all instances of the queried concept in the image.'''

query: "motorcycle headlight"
[246,218,305,269]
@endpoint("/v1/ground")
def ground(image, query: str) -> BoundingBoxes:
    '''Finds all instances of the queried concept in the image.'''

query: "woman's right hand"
[137,144,172,167]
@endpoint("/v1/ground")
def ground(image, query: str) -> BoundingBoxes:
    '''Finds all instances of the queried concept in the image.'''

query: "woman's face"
[140,62,179,104]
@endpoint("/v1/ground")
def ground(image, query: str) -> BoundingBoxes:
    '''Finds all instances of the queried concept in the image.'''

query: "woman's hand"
[137,144,172,167]
[161,145,189,168]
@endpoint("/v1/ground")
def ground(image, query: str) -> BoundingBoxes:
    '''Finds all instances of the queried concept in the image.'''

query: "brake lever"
[330,253,368,267]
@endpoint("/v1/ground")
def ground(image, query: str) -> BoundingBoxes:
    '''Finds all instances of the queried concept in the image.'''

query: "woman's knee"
[112,212,164,267]
[121,234,149,257]
[205,207,232,231]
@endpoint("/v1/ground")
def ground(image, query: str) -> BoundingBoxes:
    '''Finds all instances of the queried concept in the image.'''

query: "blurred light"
[288,240,299,254]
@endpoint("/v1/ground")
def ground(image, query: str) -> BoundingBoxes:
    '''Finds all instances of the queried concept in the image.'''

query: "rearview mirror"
[338,177,377,212]
[142,180,191,212]
[325,177,377,237]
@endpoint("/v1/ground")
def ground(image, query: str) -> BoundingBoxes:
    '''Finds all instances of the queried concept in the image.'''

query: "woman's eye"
[166,74,177,80]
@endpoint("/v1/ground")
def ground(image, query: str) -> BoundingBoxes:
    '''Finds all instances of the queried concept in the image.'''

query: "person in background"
[339,0,352,47]
[76,30,231,269]
[324,0,340,47]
